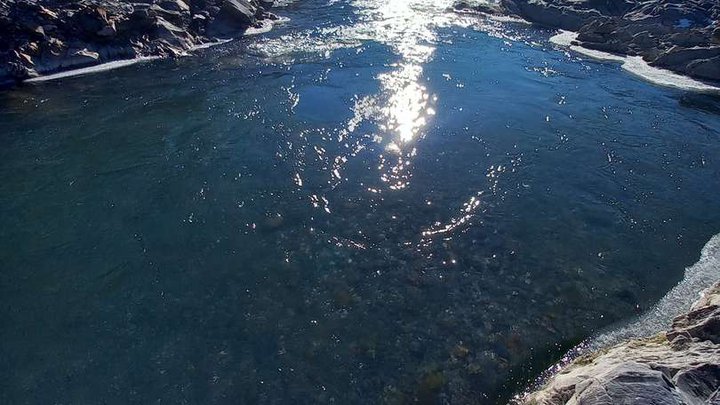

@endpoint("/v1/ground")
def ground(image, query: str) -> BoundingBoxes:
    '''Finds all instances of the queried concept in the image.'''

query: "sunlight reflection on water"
[243,0,527,243]
[240,0,538,251]
[347,0,446,189]
[249,0,473,191]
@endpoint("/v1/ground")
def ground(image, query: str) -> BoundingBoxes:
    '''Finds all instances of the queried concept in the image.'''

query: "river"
[2,0,720,403]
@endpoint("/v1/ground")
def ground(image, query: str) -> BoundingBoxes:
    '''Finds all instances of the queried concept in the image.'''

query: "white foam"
[452,4,531,24]
[548,30,580,48]
[25,57,162,83]
[244,17,288,36]
[590,232,720,349]
[190,39,233,50]
[486,14,531,24]
[550,30,720,93]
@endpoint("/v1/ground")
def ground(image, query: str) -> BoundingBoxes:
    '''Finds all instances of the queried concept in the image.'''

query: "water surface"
[2,0,720,403]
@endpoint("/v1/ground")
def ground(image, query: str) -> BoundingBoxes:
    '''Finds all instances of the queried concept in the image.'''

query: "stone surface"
[516,282,720,404]
[0,0,277,84]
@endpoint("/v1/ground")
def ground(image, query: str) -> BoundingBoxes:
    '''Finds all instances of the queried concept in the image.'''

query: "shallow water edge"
[515,231,720,400]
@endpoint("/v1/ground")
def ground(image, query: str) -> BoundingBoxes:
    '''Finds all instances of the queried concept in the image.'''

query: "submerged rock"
[516,282,720,404]
[453,0,720,82]
[0,0,278,84]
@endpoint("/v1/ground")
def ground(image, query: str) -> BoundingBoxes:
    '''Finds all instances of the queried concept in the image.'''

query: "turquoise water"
[2,0,720,403]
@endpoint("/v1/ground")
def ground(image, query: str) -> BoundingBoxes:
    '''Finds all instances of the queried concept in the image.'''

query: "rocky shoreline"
[454,0,720,83]
[0,0,280,85]
[513,281,720,404]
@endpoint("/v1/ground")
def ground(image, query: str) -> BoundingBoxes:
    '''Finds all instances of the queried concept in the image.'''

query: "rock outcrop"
[0,0,279,84]
[515,282,720,404]
[453,0,720,82]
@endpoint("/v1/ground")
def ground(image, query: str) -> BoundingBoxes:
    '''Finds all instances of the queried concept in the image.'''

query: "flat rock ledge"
[0,0,279,84]
[515,281,720,404]
[453,0,720,83]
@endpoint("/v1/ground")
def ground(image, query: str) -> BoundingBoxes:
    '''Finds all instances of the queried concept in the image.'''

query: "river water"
[2,0,720,403]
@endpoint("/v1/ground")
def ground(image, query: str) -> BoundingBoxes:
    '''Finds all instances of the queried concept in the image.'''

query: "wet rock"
[74,6,110,35]
[96,45,137,60]
[651,46,720,82]
[517,282,720,404]
[149,4,186,25]
[159,0,190,12]
[0,0,278,83]
[453,0,506,16]
[208,0,260,35]
[263,11,278,21]
[36,5,58,20]
[155,16,191,48]
[668,297,720,344]
[653,46,720,70]
[451,344,470,359]
[30,24,46,38]
[218,0,256,25]
[417,370,446,403]
[511,0,602,31]
[259,0,274,11]
[572,362,687,404]
[97,22,117,38]
[16,51,34,66]
[66,48,100,67]
[674,364,720,400]
[123,7,156,32]
[23,42,40,56]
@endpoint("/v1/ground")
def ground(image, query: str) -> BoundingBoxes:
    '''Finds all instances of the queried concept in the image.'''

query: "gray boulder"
[571,362,687,405]
[506,0,603,31]
[517,282,720,404]
[687,56,720,82]
[218,0,256,25]
[207,0,260,35]
[0,0,278,84]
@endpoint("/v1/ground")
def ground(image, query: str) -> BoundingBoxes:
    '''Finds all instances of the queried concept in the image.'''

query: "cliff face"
[454,0,720,82]
[516,282,720,404]
[0,0,278,83]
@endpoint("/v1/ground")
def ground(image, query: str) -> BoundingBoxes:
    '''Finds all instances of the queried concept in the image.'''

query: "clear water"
[2,0,720,403]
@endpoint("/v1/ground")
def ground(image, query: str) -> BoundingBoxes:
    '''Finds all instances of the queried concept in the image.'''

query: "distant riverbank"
[454,0,720,84]
[0,0,281,85]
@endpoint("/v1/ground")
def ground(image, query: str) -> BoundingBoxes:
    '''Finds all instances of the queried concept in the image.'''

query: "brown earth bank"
[513,281,720,404]
[0,0,279,84]
[453,0,720,83]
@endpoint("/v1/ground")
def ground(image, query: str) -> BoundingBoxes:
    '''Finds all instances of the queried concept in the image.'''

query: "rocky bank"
[514,282,720,404]
[0,0,279,84]
[454,0,720,82]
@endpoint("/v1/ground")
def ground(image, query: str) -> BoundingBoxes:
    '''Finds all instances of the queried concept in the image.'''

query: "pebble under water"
[2,0,720,403]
